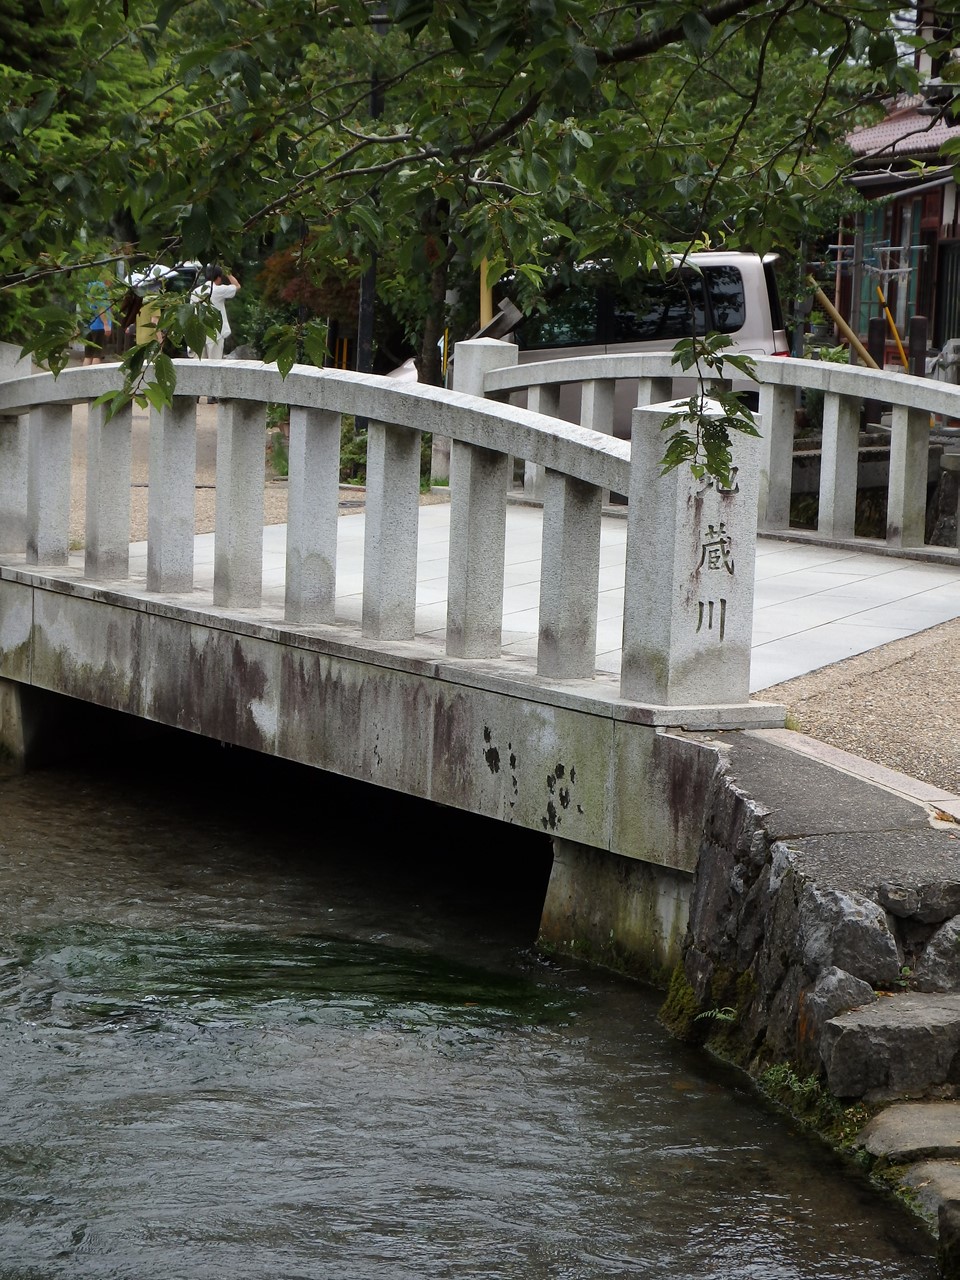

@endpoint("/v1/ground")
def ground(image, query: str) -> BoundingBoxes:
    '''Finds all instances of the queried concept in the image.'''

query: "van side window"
[608,273,707,342]
[518,293,600,347]
[514,263,748,350]
[515,265,606,348]
[702,265,747,333]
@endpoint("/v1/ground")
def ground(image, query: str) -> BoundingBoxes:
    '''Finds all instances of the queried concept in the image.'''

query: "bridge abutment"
[0,676,28,766]
[539,836,692,984]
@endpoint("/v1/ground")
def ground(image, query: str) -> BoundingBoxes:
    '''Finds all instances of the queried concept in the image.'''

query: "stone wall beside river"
[658,727,960,1275]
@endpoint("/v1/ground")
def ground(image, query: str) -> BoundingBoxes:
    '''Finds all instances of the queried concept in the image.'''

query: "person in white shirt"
[191,264,240,360]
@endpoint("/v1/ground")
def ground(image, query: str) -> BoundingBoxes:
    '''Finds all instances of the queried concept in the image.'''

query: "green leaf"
[302,319,328,368]
[154,351,177,396]
[868,32,897,71]
[276,342,297,378]
[181,203,211,259]
[27,88,57,126]
[144,380,171,413]
[182,309,209,357]
[238,54,261,98]
[570,43,597,83]
[682,12,713,55]
[262,322,298,377]
[209,51,238,78]
[350,204,383,245]
[448,15,478,55]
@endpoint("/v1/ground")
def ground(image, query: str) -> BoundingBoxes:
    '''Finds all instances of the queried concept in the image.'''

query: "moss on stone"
[540,933,673,990]
[658,965,700,1039]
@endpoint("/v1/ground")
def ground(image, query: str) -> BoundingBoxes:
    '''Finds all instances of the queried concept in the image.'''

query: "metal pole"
[355,12,387,432]
[357,260,376,378]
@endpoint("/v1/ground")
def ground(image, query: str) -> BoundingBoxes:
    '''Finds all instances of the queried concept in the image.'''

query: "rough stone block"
[901,1159,960,1228]
[799,965,876,1058]
[941,1198,960,1280]
[916,917,960,993]
[821,992,960,1100]
[799,884,902,985]
[880,880,960,925]
[858,1103,960,1162]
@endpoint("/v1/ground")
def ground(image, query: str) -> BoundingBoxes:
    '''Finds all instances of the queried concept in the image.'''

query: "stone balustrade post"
[26,403,72,566]
[451,337,518,499]
[0,415,26,556]
[620,399,762,706]
[452,337,517,399]
[147,397,197,593]
[85,399,133,580]
[445,441,509,658]
[284,406,341,625]
[887,404,930,548]
[757,381,795,530]
[537,471,602,678]
[0,342,29,555]
[635,376,673,409]
[523,382,559,501]
[214,399,266,608]
[362,420,421,641]
[580,378,615,504]
[445,341,518,658]
[818,390,860,539]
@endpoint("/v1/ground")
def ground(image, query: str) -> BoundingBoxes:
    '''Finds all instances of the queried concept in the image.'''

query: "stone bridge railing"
[0,340,770,717]
[473,345,960,561]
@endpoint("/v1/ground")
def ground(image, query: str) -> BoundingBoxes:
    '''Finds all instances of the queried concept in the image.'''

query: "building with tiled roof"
[836,83,960,360]
[847,92,960,161]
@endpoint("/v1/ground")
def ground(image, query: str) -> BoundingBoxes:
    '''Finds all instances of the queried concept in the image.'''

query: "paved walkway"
[125,500,960,694]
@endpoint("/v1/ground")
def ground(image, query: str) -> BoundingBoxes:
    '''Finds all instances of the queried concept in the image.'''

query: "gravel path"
[68,400,445,544]
[70,400,290,545]
[755,619,960,794]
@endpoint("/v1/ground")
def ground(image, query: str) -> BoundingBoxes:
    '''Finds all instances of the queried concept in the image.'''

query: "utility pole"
[356,11,388,401]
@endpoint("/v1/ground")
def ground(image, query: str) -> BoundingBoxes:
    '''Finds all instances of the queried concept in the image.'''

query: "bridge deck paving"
[114,500,960,693]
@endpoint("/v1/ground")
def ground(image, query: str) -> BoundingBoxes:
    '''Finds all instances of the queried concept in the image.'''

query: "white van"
[502,250,790,432]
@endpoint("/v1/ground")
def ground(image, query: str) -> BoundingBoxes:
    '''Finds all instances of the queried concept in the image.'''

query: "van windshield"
[515,264,746,350]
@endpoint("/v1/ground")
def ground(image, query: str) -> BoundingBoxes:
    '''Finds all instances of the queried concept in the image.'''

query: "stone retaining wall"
[659,739,960,1276]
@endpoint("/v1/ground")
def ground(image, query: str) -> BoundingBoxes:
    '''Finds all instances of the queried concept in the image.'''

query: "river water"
[0,730,938,1279]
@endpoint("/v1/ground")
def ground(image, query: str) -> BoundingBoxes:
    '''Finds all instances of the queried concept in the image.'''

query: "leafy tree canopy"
[0,0,955,466]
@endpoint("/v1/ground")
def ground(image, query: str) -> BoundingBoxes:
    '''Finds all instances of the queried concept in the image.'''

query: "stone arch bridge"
[0,340,958,988]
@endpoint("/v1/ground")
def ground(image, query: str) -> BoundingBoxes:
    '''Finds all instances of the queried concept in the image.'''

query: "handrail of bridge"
[475,345,960,559]
[0,341,773,717]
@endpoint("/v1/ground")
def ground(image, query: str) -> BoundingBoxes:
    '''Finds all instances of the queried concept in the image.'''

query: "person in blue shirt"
[82,277,113,365]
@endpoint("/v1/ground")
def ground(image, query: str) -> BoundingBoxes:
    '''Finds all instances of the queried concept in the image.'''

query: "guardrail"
[473,345,960,561]
[0,345,776,718]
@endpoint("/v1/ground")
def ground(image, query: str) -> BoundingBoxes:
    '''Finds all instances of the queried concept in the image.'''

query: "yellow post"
[479,258,494,329]
[876,284,909,369]
[807,278,878,369]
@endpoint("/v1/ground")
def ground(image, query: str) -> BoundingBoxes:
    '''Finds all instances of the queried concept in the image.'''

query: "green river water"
[0,731,939,1279]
